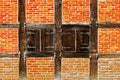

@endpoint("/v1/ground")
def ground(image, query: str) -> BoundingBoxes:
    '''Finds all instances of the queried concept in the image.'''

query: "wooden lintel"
[26,23,55,29]
[18,0,27,80]
[0,24,18,28]
[0,53,18,58]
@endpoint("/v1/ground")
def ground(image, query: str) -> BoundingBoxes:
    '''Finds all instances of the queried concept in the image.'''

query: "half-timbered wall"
[0,0,120,80]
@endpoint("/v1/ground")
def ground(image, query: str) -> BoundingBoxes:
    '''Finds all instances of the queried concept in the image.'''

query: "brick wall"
[98,0,120,23]
[62,58,89,80]
[0,0,18,24]
[26,0,54,23]
[27,58,54,80]
[98,58,120,80]
[62,0,90,23]
[0,28,18,53]
[98,0,120,79]
[98,28,120,54]
[0,58,19,80]
[0,0,120,80]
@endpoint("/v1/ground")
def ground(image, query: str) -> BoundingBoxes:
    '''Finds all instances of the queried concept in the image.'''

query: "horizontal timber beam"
[26,23,55,29]
[26,52,54,57]
[62,23,90,26]
[99,54,120,58]
[0,24,18,28]
[0,53,18,58]
[98,22,120,28]
[62,24,90,28]
[62,52,89,58]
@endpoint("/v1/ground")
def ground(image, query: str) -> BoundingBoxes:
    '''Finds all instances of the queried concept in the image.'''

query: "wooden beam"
[62,22,90,25]
[26,23,55,29]
[0,24,18,28]
[0,53,18,58]
[90,0,98,80]
[54,0,62,80]
[90,53,98,80]
[98,22,120,28]
[26,52,54,57]
[18,0,27,80]
[62,23,90,27]
[99,54,120,58]
[62,24,90,28]
[62,52,89,58]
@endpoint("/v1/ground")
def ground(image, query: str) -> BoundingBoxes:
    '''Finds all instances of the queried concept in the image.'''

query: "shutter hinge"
[18,51,20,58]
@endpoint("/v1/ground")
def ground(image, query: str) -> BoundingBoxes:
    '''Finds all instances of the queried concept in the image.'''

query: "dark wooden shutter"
[41,28,55,52]
[27,30,37,52]
[62,26,90,53]
[78,27,90,52]
[26,28,55,53]
[62,27,75,52]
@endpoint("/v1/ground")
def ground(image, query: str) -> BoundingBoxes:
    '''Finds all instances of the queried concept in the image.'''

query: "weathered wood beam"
[26,52,54,57]
[18,0,27,80]
[62,24,90,28]
[62,52,89,58]
[26,23,55,29]
[0,24,18,28]
[90,0,98,80]
[99,54,120,58]
[0,53,18,58]
[54,0,62,80]
[98,22,120,28]
[90,53,98,80]
[62,23,90,26]
[62,22,90,25]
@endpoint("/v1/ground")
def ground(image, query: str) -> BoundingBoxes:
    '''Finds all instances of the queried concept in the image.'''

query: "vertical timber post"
[55,0,62,80]
[19,0,27,80]
[90,0,98,80]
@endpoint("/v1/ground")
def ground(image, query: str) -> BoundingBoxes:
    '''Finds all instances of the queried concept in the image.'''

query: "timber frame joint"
[90,54,98,59]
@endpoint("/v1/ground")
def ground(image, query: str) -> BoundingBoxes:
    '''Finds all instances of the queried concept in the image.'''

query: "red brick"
[27,58,54,80]
[0,28,18,53]
[62,58,89,80]
[0,58,19,80]
[98,28,120,54]
[0,0,18,24]
[26,0,54,23]
[98,58,120,80]
[62,0,90,23]
[98,0,120,23]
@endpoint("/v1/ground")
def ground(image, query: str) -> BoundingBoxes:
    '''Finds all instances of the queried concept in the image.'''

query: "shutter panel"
[35,30,40,52]
[26,30,37,52]
[41,28,55,52]
[79,28,90,52]
[62,28,75,52]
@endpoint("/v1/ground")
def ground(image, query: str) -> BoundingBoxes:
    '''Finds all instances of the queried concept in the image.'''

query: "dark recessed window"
[26,28,55,53]
[62,25,90,53]
[26,26,90,54]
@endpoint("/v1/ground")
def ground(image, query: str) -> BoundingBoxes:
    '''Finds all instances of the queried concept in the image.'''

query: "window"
[62,25,90,53]
[26,28,55,53]
[26,26,90,54]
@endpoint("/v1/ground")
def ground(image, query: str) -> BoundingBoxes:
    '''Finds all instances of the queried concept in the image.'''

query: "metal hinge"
[18,51,20,58]
[90,54,98,59]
